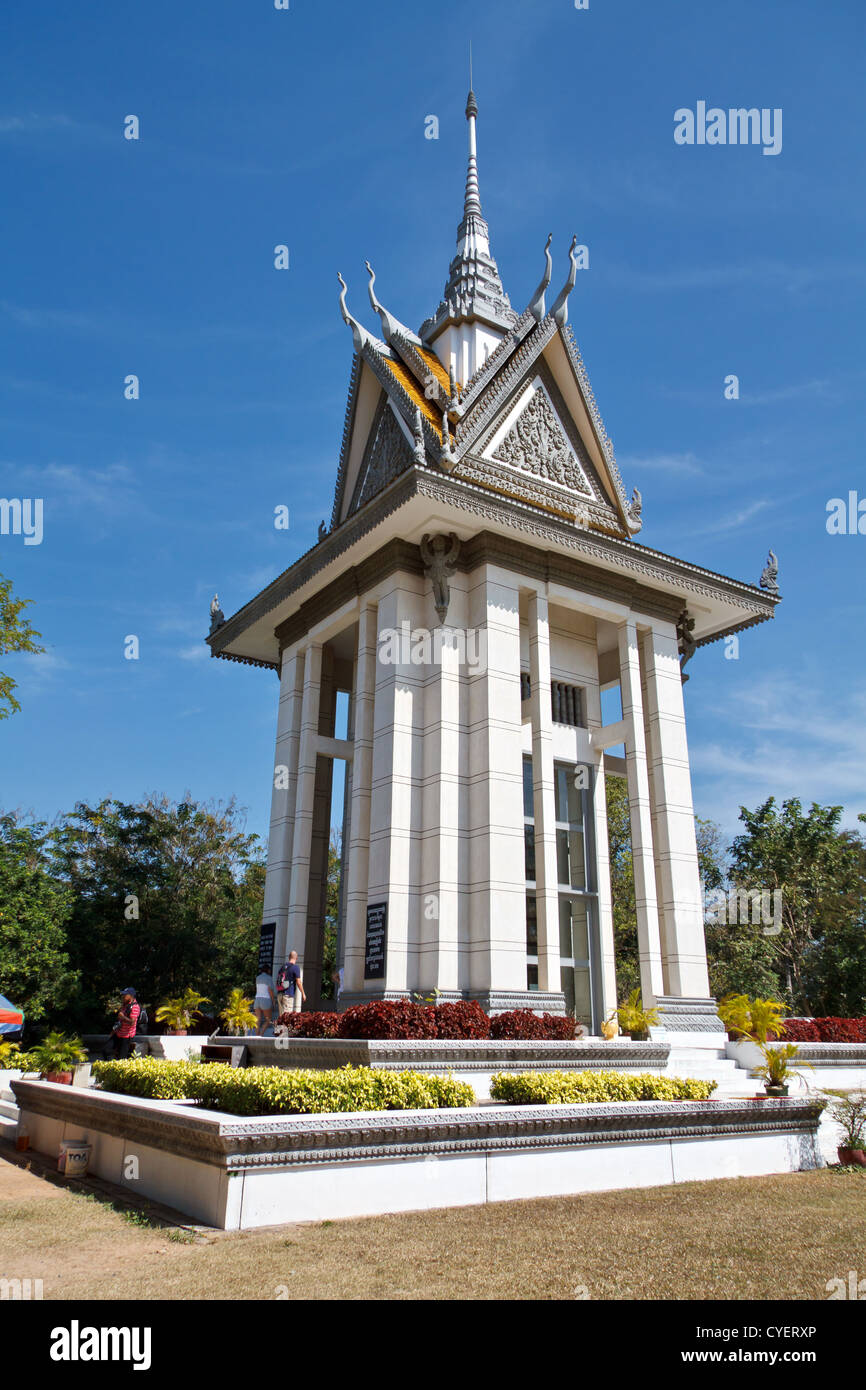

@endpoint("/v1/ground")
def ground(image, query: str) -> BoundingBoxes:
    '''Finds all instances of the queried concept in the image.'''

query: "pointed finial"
[365,260,380,312]
[439,412,457,472]
[552,235,579,327]
[337,273,371,352]
[464,83,481,217]
[528,233,553,322]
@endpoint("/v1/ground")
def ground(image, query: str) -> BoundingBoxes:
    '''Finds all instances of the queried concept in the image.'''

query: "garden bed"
[12,1077,825,1229]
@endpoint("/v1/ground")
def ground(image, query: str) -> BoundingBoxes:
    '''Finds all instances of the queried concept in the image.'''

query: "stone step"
[0,1114,18,1140]
[0,1097,19,1121]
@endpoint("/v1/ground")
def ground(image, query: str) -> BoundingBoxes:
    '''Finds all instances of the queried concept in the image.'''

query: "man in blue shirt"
[276,950,306,1016]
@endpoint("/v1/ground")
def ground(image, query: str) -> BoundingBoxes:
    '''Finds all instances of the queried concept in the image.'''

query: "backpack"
[276,965,292,994]
[136,1005,148,1035]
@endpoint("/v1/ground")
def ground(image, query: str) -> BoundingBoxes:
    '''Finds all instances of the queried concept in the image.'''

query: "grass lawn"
[1,1152,863,1300]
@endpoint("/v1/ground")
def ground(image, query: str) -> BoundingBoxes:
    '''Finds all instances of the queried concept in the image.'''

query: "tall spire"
[420,86,517,355]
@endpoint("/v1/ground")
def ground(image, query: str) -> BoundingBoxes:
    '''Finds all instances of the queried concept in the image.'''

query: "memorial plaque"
[258,921,276,977]
[364,902,388,980]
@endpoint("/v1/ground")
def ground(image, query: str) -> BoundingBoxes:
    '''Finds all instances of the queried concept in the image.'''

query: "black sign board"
[258,922,276,977]
[364,902,388,980]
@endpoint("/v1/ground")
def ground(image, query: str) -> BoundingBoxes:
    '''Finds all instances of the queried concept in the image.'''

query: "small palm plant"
[754,1042,811,1096]
[0,1040,22,1067]
[219,989,257,1036]
[616,989,659,1041]
[155,988,211,1035]
[28,1032,87,1079]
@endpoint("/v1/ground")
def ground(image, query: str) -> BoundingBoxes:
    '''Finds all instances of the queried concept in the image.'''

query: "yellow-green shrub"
[489,1070,717,1104]
[93,1057,200,1100]
[93,1058,475,1114]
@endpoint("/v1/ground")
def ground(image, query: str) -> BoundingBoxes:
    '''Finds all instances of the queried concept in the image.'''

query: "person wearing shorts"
[276,951,305,1016]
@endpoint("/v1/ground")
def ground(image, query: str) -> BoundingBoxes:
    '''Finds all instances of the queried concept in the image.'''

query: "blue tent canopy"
[0,994,24,1034]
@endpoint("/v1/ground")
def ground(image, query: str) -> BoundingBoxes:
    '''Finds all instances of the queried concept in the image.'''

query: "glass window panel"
[567,776,584,828]
[556,828,569,885]
[524,824,536,883]
[559,898,573,959]
[527,964,539,992]
[573,967,592,1026]
[522,757,534,820]
[569,829,586,889]
[554,766,568,823]
[570,899,590,960]
[560,967,575,1018]
[525,894,538,953]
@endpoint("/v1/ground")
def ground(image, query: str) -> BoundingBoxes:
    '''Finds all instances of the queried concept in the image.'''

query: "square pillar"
[342,605,376,993]
[617,620,665,1005]
[286,642,322,957]
[419,627,461,993]
[527,593,561,994]
[268,648,304,968]
[584,674,619,1026]
[466,564,526,998]
[640,624,711,999]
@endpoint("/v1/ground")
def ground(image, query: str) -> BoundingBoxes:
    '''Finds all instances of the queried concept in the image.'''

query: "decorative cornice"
[208,468,778,666]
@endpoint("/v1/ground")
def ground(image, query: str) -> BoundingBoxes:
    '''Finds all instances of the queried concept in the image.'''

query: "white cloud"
[620,451,705,478]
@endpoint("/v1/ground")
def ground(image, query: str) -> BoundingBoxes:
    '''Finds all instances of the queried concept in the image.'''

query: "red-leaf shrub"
[815,1017,866,1043]
[276,1013,304,1034]
[780,1018,820,1041]
[433,1000,491,1039]
[489,1009,577,1041]
[782,1017,866,1042]
[296,1012,341,1038]
[337,1000,440,1040]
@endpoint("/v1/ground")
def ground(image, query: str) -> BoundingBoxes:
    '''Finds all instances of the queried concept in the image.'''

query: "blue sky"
[1,0,864,855]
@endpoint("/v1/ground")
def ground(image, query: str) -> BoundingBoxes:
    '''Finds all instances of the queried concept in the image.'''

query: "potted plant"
[718,993,787,1042]
[155,988,210,1036]
[616,989,658,1042]
[28,1032,87,1084]
[830,1091,866,1167]
[219,989,257,1036]
[753,1041,810,1097]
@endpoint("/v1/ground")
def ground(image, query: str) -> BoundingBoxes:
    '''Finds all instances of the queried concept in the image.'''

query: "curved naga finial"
[364,258,421,348]
[552,235,579,327]
[760,549,779,593]
[337,273,371,353]
[528,233,553,322]
[626,486,643,532]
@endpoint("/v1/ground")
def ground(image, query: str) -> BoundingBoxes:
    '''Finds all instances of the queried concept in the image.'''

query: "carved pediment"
[490,382,594,496]
[349,400,414,514]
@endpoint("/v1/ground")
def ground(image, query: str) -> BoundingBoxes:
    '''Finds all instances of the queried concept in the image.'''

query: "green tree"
[728,797,866,1014]
[605,775,639,998]
[48,795,265,1031]
[320,829,341,1001]
[0,570,45,719]
[0,812,77,1025]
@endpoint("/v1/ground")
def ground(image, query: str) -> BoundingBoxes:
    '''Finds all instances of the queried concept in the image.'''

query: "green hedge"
[490,1070,717,1104]
[93,1057,200,1099]
[93,1057,476,1115]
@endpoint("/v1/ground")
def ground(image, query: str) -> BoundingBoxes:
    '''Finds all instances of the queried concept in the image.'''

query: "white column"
[342,605,376,993]
[266,648,304,968]
[584,675,618,1025]
[527,593,560,993]
[467,564,526,994]
[640,624,711,997]
[367,581,425,993]
[420,628,461,992]
[285,642,322,956]
[617,620,665,1005]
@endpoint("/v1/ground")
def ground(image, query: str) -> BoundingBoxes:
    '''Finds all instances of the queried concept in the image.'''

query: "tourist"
[108,988,140,1059]
[276,950,305,1016]
[253,968,276,1035]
